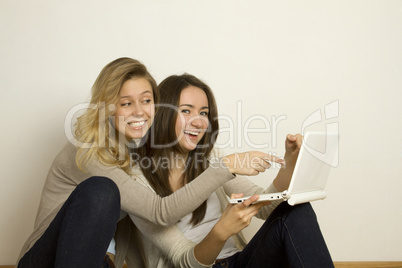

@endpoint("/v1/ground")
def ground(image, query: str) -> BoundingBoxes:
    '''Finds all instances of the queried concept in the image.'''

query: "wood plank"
[334,262,402,268]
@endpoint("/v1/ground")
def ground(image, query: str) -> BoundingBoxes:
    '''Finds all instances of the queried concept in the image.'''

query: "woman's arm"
[194,194,266,264]
[86,157,232,226]
[85,150,276,226]
[222,134,303,220]
[273,134,302,191]
[129,195,265,267]
[129,214,208,268]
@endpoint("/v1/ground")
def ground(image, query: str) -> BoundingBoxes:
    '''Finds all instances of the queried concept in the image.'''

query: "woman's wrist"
[220,155,239,175]
[212,221,232,242]
[274,165,294,191]
[212,156,236,177]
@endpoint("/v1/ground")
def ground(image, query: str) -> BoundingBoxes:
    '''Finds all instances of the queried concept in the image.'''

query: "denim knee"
[273,202,317,228]
[287,202,315,219]
[75,176,121,217]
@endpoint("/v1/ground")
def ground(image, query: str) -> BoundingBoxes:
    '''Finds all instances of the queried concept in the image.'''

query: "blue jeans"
[214,202,334,268]
[18,177,121,268]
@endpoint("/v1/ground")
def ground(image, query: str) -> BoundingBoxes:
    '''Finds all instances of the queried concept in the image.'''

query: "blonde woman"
[17,58,278,268]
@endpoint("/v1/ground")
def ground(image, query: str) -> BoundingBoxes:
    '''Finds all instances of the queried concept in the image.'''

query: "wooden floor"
[2,262,402,267]
[334,263,402,268]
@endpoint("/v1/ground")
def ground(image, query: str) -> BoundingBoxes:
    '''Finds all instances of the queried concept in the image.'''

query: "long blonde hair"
[75,57,158,173]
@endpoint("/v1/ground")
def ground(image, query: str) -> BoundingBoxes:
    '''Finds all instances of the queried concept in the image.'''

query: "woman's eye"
[181,109,190,114]
[200,111,209,116]
[143,99,152,104]
[121,102,131,107]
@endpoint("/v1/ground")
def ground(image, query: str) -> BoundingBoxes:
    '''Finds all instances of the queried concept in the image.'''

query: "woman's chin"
[126,130,148,140]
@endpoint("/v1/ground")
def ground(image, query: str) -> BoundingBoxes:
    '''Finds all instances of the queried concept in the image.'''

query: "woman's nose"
[190,116,205,128]
[132,104,144,117]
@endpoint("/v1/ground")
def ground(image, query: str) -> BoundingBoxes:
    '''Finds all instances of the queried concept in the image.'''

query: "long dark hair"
[137,74,219,225]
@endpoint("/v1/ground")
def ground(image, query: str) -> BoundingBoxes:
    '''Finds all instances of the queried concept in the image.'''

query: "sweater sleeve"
[84,158,235,226]
[129,215,212,268]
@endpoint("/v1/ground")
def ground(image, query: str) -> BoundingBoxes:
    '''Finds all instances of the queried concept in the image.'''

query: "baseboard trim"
[334,262,402,268]
[2,262,402,268]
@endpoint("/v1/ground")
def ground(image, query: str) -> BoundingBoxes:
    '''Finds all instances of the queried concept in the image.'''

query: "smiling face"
[175,86,210,154]
[114,78,155,140]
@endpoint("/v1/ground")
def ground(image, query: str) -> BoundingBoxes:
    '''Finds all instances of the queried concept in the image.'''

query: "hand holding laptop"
[215,193,271,241]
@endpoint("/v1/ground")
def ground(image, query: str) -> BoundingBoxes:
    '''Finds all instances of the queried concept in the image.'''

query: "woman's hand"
[222,151,284,176]
[194,193,269,265]
[212,193,270,242]
[284,133,303,168]
[274,133,303,191]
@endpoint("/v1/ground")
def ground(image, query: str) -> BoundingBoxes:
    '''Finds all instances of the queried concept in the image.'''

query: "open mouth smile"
[183,130,203,141]
[184,130,200,136]
[128,120,146,129]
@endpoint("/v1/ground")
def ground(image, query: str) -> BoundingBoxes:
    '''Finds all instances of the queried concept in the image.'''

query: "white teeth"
[184,130,199,136]
[128,121,145,127]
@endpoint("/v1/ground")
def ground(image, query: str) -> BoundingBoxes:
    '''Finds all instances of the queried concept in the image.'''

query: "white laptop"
[229,132,339,206]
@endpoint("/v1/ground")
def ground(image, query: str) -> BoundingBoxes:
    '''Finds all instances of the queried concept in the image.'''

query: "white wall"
[1,0,401,264]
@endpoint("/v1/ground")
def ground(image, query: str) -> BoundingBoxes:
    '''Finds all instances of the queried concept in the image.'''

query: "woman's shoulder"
[44,141,88,184]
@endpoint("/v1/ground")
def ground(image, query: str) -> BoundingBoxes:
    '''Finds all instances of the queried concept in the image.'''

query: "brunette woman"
[125,74,334,267]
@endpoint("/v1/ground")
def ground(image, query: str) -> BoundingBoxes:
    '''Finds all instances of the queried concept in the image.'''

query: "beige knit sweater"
[17,141,235,264]
[114,169,282,268]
